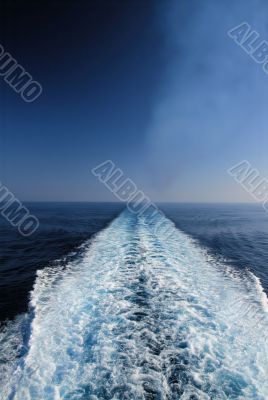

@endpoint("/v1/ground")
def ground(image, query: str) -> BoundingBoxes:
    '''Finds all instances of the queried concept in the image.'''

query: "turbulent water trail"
[1,209,268,399]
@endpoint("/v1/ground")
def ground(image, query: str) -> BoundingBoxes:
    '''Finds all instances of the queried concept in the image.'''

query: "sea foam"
[1,209,268,399]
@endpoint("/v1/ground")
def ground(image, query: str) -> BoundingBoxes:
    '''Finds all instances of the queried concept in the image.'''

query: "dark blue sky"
[1,0,268,201]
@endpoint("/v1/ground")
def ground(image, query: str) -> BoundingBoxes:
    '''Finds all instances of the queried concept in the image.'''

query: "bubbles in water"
[1,209,268,399]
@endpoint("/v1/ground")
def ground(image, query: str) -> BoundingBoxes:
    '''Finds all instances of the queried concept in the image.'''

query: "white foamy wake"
[1,209,268,399]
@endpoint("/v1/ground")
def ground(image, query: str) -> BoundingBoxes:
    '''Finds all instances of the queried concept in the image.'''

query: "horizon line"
[20,200,262,205]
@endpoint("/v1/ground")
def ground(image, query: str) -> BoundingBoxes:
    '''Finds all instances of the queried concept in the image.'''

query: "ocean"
[0,202,268,399]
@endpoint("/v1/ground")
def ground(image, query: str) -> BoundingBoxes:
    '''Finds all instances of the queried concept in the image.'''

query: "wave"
[1,209,268,399]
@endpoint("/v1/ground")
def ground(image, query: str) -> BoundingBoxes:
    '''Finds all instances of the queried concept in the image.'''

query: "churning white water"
[1,209,268,399]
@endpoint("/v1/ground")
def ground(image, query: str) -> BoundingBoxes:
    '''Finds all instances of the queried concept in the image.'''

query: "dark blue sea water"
[0,203,268,399]
[161,203,268,294]
[0,202,124,322]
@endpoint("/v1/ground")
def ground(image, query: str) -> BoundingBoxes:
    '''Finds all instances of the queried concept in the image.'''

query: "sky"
[1,0,268,202]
